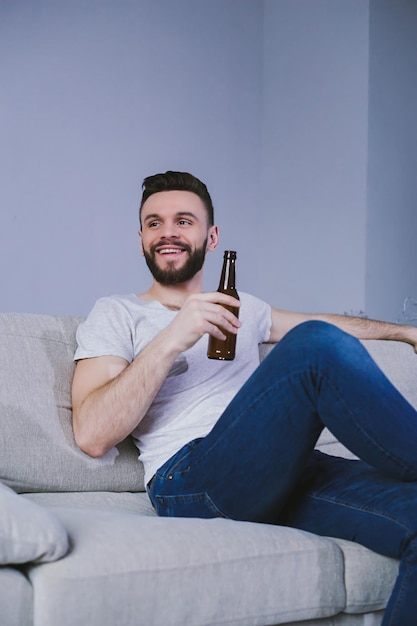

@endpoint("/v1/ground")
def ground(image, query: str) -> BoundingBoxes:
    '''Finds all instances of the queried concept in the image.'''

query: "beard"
[143,238,208,285]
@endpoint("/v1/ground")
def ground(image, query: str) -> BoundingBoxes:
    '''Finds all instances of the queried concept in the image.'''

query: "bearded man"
[72,170,417,625]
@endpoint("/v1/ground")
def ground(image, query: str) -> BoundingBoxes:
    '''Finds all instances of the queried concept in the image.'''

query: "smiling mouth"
[158,248,185,255]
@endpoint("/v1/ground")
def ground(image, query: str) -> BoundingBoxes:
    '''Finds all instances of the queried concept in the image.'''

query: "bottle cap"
[224,250,237,259]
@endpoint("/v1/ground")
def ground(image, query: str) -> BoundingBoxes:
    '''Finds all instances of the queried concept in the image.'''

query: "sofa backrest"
[0,313,144,493]
[2,312,417,493]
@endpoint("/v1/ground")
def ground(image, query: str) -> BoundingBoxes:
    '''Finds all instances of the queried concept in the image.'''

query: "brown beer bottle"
[207,250,240,360]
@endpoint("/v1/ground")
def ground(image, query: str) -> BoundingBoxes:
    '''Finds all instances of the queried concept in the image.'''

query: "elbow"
[74,433,109,458]
[72,414,109,458]
[80,441,108,458]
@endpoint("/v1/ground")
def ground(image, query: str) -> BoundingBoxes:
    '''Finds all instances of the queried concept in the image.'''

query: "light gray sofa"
[2,311,416,626]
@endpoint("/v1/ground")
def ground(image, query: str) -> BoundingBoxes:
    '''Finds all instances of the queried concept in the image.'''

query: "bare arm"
[72,292,241,457]
[72,331,180,457]
[269,307,417,350]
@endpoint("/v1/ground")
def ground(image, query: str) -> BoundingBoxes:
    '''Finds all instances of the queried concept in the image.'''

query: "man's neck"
[139,275,203,310]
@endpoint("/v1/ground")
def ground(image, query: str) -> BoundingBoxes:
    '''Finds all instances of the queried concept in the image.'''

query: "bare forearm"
[270,307,417,349]
[73,329,179,456]
[315,313,417,346]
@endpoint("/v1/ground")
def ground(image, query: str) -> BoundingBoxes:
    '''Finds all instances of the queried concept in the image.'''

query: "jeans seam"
[307,491,414,536]
[190,367,318,468]
[154,491,230,519]
[390,534,416,625]
[155,440,201,478]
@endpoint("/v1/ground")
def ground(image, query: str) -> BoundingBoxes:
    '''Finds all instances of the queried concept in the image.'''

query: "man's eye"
[148,221,159,228]
[178,220,191,226]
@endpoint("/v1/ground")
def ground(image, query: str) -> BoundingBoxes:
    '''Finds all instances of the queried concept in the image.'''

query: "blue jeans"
[147,321,417,625]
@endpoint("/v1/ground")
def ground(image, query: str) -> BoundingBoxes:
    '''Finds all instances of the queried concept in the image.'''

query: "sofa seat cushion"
[332,538,398,614]
[23,490,157,516]
[0,482,69,565]
[0,567,33,626]
[283,612,385,625]
[28,506,346,626]
[24,493,398,622]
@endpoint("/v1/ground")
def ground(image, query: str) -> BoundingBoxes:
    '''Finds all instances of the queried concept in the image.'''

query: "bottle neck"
[218,255,237,293]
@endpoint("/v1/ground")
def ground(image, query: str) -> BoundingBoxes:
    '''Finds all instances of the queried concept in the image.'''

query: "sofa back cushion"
[2,312,417,493]
[0,313,144,493]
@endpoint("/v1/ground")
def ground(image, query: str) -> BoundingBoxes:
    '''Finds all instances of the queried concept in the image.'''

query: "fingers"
[186,294,241,333]
[186,292,241,329]
[167,293,241,353]
[207,305,241,338]
[197,291,241,309]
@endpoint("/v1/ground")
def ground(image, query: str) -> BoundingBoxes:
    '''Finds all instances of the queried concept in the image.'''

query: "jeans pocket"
[156,438,203,478]
[154,491,229,519]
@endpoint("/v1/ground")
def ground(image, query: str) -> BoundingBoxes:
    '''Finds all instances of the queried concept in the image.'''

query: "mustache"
[150,240,192,255]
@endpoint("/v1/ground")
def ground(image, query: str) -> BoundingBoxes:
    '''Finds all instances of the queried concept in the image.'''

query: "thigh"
[150,322,417,522]
[150,339,327,521]
[283,451,417,559]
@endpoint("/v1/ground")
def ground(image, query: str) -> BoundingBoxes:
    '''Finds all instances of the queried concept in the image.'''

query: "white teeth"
[160,249,182,254]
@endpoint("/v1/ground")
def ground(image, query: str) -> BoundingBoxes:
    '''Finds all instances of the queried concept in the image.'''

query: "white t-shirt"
[75,292,272,484]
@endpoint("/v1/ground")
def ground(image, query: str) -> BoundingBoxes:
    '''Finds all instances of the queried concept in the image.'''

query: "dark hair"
[139,171,214,226]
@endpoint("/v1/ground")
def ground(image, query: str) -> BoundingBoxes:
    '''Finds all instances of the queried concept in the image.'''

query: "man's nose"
[159,224,179,239]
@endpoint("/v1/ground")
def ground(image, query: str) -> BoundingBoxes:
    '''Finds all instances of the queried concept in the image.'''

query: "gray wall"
[0,0,263,315]
[1,0,416,320]
[261,0,417,320]
[366,0,417,322]
[261,0,369,315]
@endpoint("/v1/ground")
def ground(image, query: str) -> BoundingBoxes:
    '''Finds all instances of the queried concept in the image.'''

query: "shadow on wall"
[397,298,417,327]
[343,298,417,326]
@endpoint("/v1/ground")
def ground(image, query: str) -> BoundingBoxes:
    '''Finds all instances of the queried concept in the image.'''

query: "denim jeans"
[147,321,417,625]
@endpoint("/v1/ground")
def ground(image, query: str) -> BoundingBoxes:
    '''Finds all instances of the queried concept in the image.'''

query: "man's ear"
[138,230,145,256]
[206,225,219,252]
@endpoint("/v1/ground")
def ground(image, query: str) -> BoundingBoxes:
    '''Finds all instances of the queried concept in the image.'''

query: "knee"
[289,320,353,345]
[281,320,363,363]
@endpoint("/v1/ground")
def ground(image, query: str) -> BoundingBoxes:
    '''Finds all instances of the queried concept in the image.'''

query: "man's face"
[139,190,218,285]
